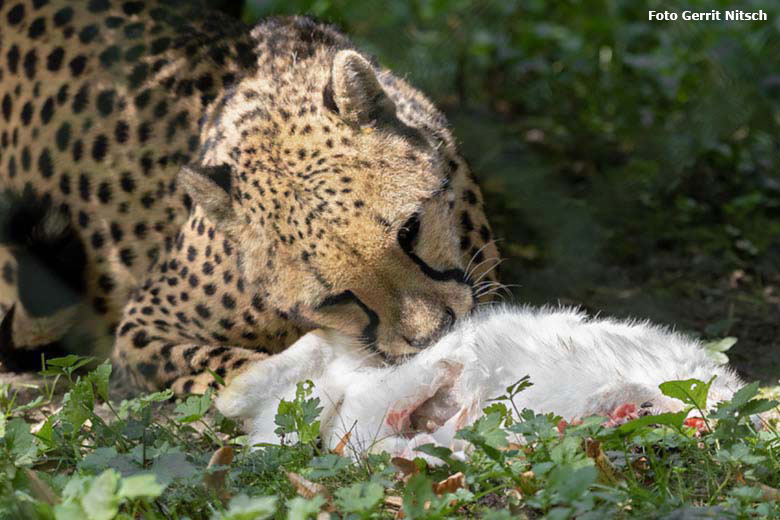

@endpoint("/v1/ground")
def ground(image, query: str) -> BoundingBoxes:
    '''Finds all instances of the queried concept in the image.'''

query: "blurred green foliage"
[235,1,780,316]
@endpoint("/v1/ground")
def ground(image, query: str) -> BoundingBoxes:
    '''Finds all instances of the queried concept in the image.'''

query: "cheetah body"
[0,0,499,393]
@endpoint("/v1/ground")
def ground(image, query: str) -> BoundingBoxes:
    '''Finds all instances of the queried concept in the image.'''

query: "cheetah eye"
[398,214,420,252]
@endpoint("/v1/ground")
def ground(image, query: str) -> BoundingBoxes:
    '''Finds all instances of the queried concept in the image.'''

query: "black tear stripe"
[406,251,467,284]
[397,215,469,285]
[316,290,384,359]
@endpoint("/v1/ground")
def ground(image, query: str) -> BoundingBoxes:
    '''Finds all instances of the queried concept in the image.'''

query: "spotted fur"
[0,0,500,394]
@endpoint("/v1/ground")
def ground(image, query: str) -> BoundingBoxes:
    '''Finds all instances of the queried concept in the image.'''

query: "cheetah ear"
[330,50,396,126]
[178,164,236,224]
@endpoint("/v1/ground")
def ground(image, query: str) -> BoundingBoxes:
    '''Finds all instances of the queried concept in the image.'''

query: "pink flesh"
[603,403,640,427]
[385,363,463,436]
[386,408,413,434]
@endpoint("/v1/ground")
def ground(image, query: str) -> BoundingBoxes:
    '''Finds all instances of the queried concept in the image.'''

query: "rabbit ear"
[330,50,396,126]
[177,163,236,225]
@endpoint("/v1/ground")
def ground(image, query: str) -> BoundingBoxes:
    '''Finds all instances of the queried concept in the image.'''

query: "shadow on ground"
[451,109,780,385]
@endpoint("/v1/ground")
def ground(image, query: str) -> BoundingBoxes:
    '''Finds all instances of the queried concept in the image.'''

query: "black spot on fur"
[124,44,145,62]
[72,140,83,162]
[131,329,150,348]
[122,1,144,15]
[53,6,73,26]
[105,16,124,28]
[119,171,135,193]
[127,63,149,88]
[87,0,109,13]
[6,3,24,25]
[37,148,53,178]
[97,183,112,204]
[221,293,236,309]
[20,102,33,126]
[1,95,11,121]
[137,121,151,143]
[96,90,115,116]
[20,147,31,172]
[40,97,54,124]
[134,89,150,109]
[56,84,69,104]
[98,274,115,293]
[119,248,135,267]
[28,16,45,39]
[91,134,108,161]
[90,231,104,249]
[79,24,100,44]
[69,55,87,77]
[59,173,71,195]
[124,22,144,39]
[195,304,211,319]
[46,48,65,71]
[99,45,121,68]
[115,120,129,143]
[23,49,37,80]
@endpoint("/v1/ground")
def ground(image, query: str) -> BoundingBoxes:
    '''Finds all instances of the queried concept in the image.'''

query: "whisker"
[474,285,503,298]
[472,279,505,289]
[469,257,504,284]
[472,281,503,292]
[475,286,505,299]
[475,279,520,302]
[464,238,501,280]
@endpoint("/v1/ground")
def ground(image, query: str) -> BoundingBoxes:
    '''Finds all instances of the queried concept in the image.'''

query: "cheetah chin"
[216,305,746,461]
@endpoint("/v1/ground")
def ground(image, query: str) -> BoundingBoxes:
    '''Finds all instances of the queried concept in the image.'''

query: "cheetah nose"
[404,306,456,349]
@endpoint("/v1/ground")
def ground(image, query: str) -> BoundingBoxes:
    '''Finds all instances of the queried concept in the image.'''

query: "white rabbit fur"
[217,305,744,459]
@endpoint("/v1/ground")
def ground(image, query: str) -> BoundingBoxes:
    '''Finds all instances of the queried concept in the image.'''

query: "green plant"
[2,356,780,519]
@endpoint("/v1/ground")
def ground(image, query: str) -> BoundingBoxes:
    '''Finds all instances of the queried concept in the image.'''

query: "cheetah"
[0,0,500,394]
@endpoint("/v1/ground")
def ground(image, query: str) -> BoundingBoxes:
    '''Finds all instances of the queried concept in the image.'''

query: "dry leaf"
[287,471,331,500]
[391,457,419,477]
[505,488,528,517]
[730,269,746,288]
[631,456,649,475]
[385,495,404,519]
[515,470,536,496]
[204,446,234,492]
[385,495,403,509]
[23,468,59,505]
[506,488,522,502]
[433,472,466,496]
[757,483,780,501]
[332,422,356,456]
[585,438,620,485]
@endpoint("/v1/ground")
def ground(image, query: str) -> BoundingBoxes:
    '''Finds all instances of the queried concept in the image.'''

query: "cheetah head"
[179,49,498,359]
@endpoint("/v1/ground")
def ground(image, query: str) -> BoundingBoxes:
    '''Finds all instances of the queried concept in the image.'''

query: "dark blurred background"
[212,0,780,383]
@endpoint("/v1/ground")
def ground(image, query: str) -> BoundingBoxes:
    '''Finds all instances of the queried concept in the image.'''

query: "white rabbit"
[217,305,744,459]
